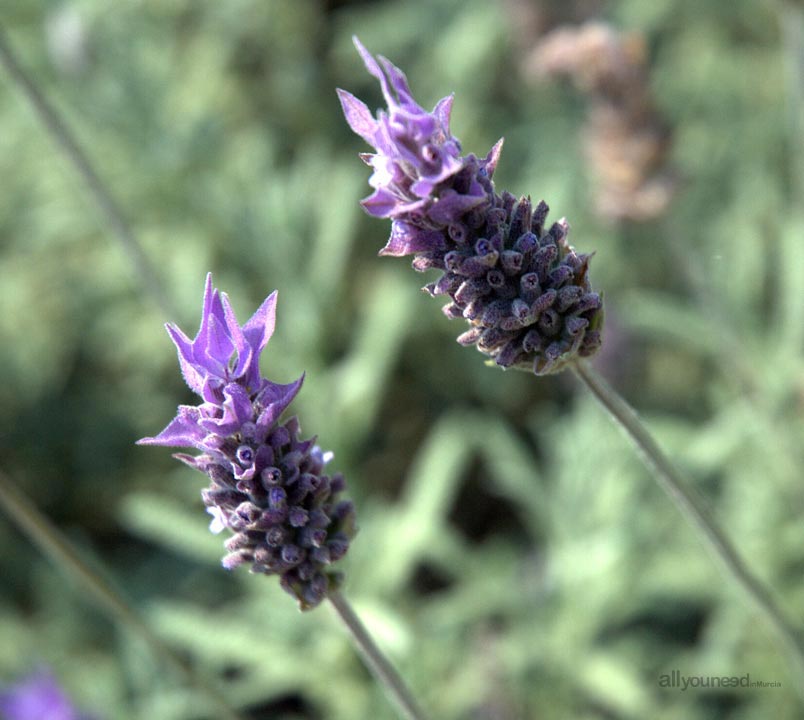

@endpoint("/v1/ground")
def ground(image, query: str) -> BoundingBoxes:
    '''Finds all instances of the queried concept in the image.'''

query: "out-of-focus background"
[1,1,803,718]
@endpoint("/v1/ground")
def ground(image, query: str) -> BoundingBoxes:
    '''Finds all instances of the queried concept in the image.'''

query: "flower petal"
[255,374,305,433]
[433,94,454,131]
[220,291,252,381]
[482,138,505,178]
[200,311,235,377]
[242,290,277,388]
[361,187,404,218]
[200,382,252,436]
[378,55,416,107]
[165,323,204,394]
[379,221,446,256]
[426,189,487,225]
[137,406,204,448]
[336,89,378,146]
[352,36,394,108]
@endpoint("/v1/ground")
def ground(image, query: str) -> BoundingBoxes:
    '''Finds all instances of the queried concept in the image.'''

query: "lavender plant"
[0,670,92,720]
[138,274,427,720]
[137,274,356,610]
[338,38,603,375]
[339,37,804,690]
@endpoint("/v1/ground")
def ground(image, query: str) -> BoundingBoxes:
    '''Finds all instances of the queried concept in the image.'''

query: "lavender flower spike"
[0,670,92,720]
[339,38,603,375]
[139,274,357,610]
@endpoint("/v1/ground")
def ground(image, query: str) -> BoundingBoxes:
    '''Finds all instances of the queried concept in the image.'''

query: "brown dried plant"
[525,22,676,223]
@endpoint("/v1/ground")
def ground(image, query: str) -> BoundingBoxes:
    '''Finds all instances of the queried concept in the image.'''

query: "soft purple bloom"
[0,671,90,720]
[339,39,603,374]
[139,274,303,451]
[337,37,494,255]
[139,275,356,609]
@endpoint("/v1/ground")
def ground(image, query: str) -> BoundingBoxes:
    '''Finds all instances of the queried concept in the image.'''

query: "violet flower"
[0,671,90,720]
[339,38,603,375]
[138,274,356,610]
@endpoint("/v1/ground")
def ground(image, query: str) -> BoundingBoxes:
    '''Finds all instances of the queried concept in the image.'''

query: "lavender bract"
[138,275,356,610]
[339,38,603,374]
[0,671,89,720]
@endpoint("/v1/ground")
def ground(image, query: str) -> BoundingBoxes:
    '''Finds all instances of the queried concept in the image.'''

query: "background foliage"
[1,1,803,718]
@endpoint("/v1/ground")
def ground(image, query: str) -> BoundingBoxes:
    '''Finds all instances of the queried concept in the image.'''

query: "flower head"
[339,38,603,374]
[139,275,356,610]
[0,670,90,720]
[165,273,277,400]
[337,37,496,256]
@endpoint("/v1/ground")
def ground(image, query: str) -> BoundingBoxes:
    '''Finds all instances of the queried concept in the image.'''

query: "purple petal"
[371,112,398,156]
[482,138,504,178]
[173,453,209,471]
[336,89,378,146]
[361,187,404,218]
[241,290,277,388]
[352,36,393,107]
[389,106,437,139]
[379,221,446,257]
[0,671,80,720]
[410,178,439,198]
[410,154,463,195]
[433,94,454,130]
[224,382,254,424]
[255,374,305,432]
[368,154,405,187]
[220,292,252,380]
[199,375,225,405]
[426,190,487,225]
[377,55,415,106]
[200,383,253,436]
[137,406,205,448]
[197,274,227,359]
[199,311,235,376]
[165,323,204,394]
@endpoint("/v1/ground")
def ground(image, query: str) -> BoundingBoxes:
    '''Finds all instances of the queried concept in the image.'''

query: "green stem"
[328,590,430,720]
[0,26,176,319]
[778,1,804,204]
[571,360,804,692]
[0,469,245,720]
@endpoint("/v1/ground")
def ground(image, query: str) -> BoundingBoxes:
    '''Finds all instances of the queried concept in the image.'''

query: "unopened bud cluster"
[416,191,602,374]
[191,413,356,610]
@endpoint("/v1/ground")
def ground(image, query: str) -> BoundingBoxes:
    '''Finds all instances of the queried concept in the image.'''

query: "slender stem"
[571,360,804,690]
[0,469,245,720]
[778,1,804,204]
[328,590,430,720]
[0,26,176,319]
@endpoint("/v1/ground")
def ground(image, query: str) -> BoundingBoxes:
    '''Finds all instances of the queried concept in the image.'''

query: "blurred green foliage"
[1,1,803,718]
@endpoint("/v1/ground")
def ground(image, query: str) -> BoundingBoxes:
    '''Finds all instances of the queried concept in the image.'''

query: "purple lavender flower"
[0,670,90,720]
[138,274,357,610]
[339,38,603,375]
